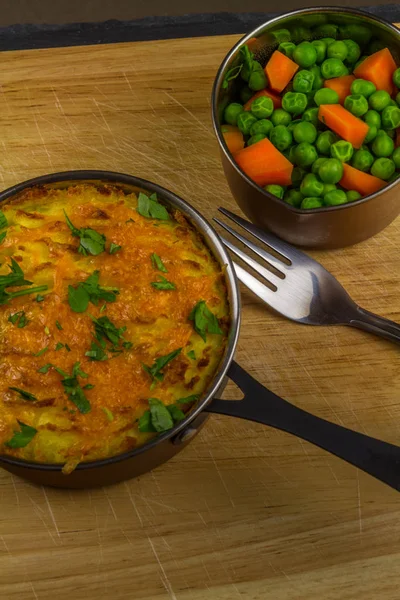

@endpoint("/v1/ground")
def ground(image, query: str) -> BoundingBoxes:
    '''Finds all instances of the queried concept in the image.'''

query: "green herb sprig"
[68,270,119,313]
[189,301,223,342]
[8,311,29,328]
[0,258,48,306]
[5,421,37,448]
[138,395,199,433]
[142,348,182,389]
[137,193,169,220]
[64,211,106,256]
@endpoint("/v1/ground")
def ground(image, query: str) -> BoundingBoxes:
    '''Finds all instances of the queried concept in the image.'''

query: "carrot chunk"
[340,163,386,196]
[234,137,293,187]
[221,125,245,154]
[353,48,397,96]
[243,89,282,111]
[318,104,369,149]
[324,75,355,105]
[264,50,299,93]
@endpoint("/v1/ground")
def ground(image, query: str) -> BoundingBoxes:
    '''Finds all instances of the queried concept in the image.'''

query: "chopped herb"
[0,210,7,229]
[0,258,48,306]
[36,294,45,302]
[44,326,50,335]
[222,64,243,89]
[167,404,185,422]
[189,300,223,342]
[58,362,91,414]
[100,303,106,313]
[138,396,197,433]
[150,253,167,273]
[85,339,107,361]
[37,363,53,374]
[137,192,169,220]
[151,275,176,291]
[109,243,122,254]
[55,342,64,351]
[63,210,106,256]
[68,270,119,313]
[65,343,71,352]
[176,394,199,405]
[86,315,132,360]
[8,387,38,401]
[5,420,37,448]
[187,350,196,360]
[34,346,49,357]
[0,231,6,245]
[126,218,135,224]
[8,311,29,328]
[142,348,182,388]
[83,383,95,390]
[102,407,114,422]
[239,44,254,72]
[55,320,63,330]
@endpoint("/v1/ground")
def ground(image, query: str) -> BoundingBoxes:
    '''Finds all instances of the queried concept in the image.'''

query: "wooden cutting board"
[0,32,400,600]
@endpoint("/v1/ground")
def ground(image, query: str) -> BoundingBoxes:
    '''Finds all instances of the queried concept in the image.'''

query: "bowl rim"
[211,6,400,214]
[0,170,241,472]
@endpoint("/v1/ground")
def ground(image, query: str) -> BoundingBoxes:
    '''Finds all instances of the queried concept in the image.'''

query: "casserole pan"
[1,170,399,491]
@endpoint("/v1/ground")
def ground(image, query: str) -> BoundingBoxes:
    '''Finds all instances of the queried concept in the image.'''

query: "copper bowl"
[211,7,400,249]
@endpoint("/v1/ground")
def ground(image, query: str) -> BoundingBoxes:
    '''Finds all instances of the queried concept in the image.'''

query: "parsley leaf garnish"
[0,210,7,229]
[137,192,169,220]
[8,387,38,401]
[55,342,64,351]
[63,210,106,256]
[36,294,45,302]
[85,339,107,361]
[5,420,37,448]
[0,231,6,245]
[58,362,91,414]
[150,253,167,273]
[109,243,122,254]
[222,64,243,89]
[138,395,198,433]
[37,363,53,374]
[8,311,29,328]
[68,270,119,313]
[151,275,176,291]
[86,315,132,360]
[0,258,48,306]
[142,348,182,388]
[55,320,63,330]
[187,350,196,360]
[34,346,49,357]
[189,301,223,342]
[102,407,114,422]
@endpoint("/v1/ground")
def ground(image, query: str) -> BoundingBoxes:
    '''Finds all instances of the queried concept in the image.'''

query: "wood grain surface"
[0,33,399,600]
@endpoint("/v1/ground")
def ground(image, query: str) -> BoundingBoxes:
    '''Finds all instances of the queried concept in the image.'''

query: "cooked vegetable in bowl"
[0,181,229,473]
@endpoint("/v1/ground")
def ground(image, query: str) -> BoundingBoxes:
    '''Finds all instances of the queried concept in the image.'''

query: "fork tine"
[218,207,307,266]
[220,235,282,289]
[214,217,287,275]
[233,261,279,307]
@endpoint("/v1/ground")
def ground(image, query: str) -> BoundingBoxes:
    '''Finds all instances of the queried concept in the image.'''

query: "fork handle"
[207,362,400,492]
[348,307,400,345]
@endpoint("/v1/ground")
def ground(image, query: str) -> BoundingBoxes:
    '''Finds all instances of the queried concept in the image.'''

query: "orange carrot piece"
[324,75,355,105]
[243,89,282,111]
[318,104,369,149]
[234,137,293,187]
[264,50,299,93]
[353,48,397,95]
[221,125,245,154]
[340,164,386,196]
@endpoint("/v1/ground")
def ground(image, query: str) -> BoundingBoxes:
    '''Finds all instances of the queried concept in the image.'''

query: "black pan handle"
[206,361,400,492]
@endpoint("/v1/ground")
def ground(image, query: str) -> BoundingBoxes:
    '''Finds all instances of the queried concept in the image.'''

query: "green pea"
[305,90,317,108]
[250,96,274,119]
[301,197,324,209]
[393,68,400,89]
[265,184,285,199]
[271,109,292,127]
[388,99,398,107]
[291,167,307,187]
[248,63,268,91]
[290,26,312,44]
[318,158,343,184]
[270,125,293,152]
[247,134,266,146]
[381,105,400,130]
[314,88,339,106]
[284,189,303,207]
[392,147,400,168]
[331,140,354,163]
[278,42,296,59]
[320,37,336,47]
[320,58,347,80]
[316,130,338,155]
[338,24,372,46]
[293,121,317,144]
[300,173,324,197]
[343,40,361,65]
[324,189,347,206]
[293,142,318,168]
[396,92,400,106]
[302,107,320,127]
[327,41,348,61]
[344,94,369,117]
[364,125,378,144]
[322,183,337,196]
[314,24,338,39]
[237,111,258,135]
[249,119,273,137]
[240,86,253,104]
[293,42,317,68]
[288,144,298,164]
[371,134,395,158]
[364,109,381,128]
[371,157,396,180]
[378,128,395,139]
[287,119,302,132]
[293,70,315,94]
[350,79,376,98]
[346,190,362,202]
[311,40,327,64]
[282,92,308,116]
[272,29,291,43]
[224,103,243,125]
[369,90,391,112]
[312,157,328,174]
[352,149,374,172]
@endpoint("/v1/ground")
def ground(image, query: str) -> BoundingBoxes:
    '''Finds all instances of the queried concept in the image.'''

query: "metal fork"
[214,208,400,345]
